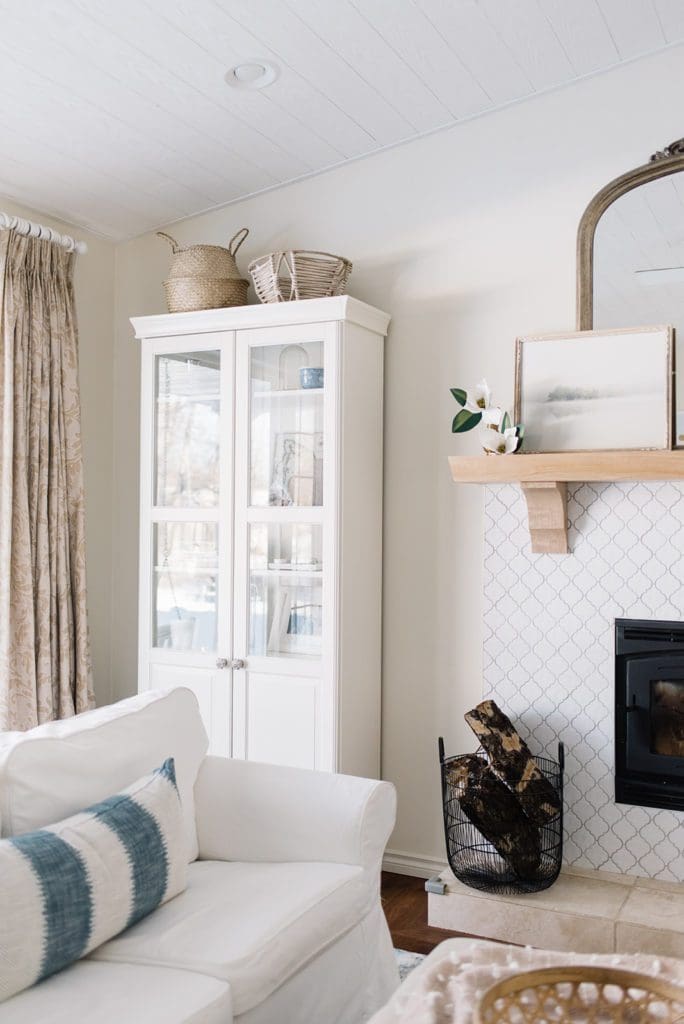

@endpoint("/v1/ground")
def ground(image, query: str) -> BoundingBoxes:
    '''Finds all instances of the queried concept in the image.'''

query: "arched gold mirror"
[577,138,684,443]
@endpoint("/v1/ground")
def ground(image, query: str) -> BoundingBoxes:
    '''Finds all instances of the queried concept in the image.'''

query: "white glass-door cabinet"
[132,296,390,778]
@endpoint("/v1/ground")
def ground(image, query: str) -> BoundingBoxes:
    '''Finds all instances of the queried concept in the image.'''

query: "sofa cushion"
[0,758,187,1003]
[89,859,373,1016]
[0,688,208,861]
[0,961,232,1024]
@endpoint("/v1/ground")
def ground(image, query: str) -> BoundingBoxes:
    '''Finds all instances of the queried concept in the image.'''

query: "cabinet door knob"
[216,657,245,670]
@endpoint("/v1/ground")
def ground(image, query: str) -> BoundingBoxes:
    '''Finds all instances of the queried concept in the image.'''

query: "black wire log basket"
[439,737,564,896]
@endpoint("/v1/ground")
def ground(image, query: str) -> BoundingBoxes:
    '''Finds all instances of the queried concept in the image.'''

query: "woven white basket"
[249,250,352,303]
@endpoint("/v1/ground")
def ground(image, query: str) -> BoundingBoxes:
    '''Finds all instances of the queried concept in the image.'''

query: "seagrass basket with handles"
[158,228,249,312]
[475,966,684,1024]
[248,250,352,303]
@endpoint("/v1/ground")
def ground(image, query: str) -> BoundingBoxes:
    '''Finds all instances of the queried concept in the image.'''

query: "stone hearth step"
[428,867,684,957]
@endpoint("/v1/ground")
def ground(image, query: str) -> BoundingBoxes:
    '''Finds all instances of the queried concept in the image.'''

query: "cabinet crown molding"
[131,295,391,340]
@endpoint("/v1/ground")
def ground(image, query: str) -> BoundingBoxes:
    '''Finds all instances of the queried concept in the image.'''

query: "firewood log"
[464,700,561,825]
[447,754,541,878]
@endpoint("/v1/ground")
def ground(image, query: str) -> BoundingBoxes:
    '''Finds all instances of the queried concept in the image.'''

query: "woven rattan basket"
[475,966,684,1024]
[248,250,352,303]
[158,228,249,312]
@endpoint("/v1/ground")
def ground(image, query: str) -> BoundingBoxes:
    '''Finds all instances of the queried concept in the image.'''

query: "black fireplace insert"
[615,618,684,811]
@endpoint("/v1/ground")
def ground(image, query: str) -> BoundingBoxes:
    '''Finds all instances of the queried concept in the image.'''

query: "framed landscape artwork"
[514,325,674,453]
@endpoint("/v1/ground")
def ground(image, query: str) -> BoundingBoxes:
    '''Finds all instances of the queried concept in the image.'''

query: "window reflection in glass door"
[249,342,325,507]
[155,351,221,508]
[248,523,323,659]
[152,523,218,652]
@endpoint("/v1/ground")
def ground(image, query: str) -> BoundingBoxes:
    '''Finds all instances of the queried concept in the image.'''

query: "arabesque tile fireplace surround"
[428,480,684,952]
[482,480,684,883]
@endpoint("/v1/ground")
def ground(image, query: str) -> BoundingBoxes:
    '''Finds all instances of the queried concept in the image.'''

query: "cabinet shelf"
[449,450,684,554]
[252,568,323,579]
[252,387,324,400]
[153,565,218,574]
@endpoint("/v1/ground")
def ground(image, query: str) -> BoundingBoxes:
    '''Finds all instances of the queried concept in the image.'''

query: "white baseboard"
[382,848,448,879]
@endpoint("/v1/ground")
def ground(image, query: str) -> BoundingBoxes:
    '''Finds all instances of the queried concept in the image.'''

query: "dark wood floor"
[381,871,466,955]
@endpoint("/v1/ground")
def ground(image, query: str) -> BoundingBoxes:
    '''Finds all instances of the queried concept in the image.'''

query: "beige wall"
[112,46,684,870]
[0,197,116,708]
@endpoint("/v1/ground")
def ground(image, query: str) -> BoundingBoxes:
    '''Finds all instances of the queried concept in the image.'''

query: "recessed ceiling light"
[224,60,279,90]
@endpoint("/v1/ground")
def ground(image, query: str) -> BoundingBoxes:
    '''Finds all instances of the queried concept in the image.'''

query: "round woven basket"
[248,250,352,303]
[475,966,684,1024]
[158,228,249,312]
[162,277,248,313]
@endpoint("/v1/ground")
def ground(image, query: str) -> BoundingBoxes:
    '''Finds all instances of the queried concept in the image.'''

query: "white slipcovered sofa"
[0,689,399,1023]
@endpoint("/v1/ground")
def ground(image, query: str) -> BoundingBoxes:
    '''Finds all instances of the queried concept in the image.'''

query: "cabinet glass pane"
[249,341,324,507]
[155,351,220,507]
[153,522,218,651]
[249,523,323,659]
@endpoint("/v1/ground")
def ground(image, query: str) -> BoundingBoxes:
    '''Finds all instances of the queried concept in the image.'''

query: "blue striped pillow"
[0,758,187,1003]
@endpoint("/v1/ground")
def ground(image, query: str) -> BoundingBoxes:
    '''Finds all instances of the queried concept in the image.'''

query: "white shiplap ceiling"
[0,0,682,240]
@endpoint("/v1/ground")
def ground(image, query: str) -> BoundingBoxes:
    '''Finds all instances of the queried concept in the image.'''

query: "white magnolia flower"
[464,379,491,414]
[481,405,503,427]
[482,426,520,456]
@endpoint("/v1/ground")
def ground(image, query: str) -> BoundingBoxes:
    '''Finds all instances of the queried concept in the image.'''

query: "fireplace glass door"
[621,655,684,783]
[651,680,684,758]
[615,618,684,810]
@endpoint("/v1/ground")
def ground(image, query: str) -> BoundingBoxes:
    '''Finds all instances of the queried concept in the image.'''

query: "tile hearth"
[428,868,684,957]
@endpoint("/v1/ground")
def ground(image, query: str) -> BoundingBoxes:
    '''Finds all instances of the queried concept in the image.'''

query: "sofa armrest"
[194,756,396,868]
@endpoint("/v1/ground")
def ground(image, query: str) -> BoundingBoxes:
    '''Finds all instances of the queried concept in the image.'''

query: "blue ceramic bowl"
[300,367,324,389]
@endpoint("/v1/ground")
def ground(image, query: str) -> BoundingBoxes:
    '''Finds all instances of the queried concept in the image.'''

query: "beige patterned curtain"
[0,230,94,730]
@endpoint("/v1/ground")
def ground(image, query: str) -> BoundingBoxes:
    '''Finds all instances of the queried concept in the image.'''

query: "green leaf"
[501,411,510,432]
[452,409,482,433]
[450,387,468,407]
[515,424,525,451]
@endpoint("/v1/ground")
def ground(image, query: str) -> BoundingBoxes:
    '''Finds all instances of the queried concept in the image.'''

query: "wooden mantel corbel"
[448,451,684,555]
[520,481,568,554]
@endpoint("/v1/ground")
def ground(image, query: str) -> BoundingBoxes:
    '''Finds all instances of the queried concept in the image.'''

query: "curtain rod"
[0,213,87,254]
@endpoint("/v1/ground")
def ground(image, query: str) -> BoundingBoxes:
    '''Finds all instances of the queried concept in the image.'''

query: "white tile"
[619,884,684,928]
[429,869,635,953]
[616,922,684,958]
[617,885,684,956]
[483,482,684,884]
[634,876,684,895]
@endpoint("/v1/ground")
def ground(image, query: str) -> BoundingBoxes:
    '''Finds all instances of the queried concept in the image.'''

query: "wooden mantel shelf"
[449,451,684,554]
[449,450,684,484]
